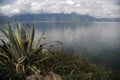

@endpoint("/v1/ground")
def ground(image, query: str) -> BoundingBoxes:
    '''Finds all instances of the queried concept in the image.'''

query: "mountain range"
[0,13,120,24]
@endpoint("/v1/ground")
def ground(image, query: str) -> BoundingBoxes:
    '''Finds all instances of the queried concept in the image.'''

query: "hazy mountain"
[0,13,120,24]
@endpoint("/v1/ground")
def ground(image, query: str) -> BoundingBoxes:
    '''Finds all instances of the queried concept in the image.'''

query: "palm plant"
[0,23,46,80]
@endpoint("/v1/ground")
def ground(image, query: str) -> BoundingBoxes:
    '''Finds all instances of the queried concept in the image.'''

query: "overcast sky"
[0,0,120,18]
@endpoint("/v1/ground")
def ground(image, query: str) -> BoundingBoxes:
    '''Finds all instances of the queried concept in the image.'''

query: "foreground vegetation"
[0,24,118,80]
[39,51,113,80]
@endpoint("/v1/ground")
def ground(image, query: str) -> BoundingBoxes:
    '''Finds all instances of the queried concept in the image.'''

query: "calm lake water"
[33,22,120,68]
[32,22,120,53]
[1,22,120,67]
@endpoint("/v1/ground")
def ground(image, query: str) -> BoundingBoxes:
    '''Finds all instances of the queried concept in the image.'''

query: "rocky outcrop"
[42,71,62,80]
[26,71,62,80]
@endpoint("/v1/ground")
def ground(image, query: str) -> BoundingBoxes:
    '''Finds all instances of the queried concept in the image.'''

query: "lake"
[34,22,120,68]
[1,22,120,68]
[32,22,120,52]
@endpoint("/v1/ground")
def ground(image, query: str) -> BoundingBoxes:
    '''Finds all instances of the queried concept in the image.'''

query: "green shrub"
[0,23,46,80]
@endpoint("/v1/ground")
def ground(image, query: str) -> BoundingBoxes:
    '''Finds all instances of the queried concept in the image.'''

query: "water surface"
[33,22,120,68]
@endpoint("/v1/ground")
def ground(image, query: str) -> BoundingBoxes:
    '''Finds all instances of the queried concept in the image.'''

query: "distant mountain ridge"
[0,13,120,24]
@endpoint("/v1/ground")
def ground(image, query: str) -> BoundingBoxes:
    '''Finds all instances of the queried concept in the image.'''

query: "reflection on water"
[33,22,120,68]
[32,22,120,53]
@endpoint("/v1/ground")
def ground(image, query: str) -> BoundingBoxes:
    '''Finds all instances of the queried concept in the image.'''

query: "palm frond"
[0,28,8,37]
[34,31,45,49]
[27,65,42,80]
[26,25,35,54]
[16,56,27,74]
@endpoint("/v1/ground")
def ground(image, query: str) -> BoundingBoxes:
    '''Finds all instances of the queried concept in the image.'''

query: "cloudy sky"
[0,0,120,18]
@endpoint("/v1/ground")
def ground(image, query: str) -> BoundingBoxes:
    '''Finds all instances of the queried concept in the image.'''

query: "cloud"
[0,0,120,18]
[66,0,74,5]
